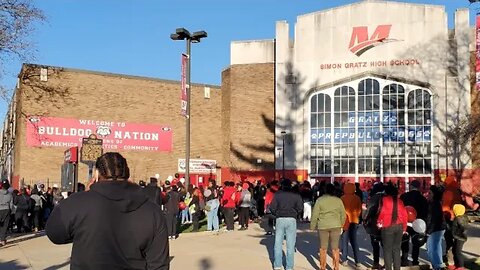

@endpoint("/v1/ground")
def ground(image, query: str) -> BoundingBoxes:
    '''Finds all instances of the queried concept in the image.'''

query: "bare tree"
[0,0,45,98]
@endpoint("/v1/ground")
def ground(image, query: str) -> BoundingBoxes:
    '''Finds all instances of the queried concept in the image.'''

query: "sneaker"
[341,261,349,266]
[239,226,247,231]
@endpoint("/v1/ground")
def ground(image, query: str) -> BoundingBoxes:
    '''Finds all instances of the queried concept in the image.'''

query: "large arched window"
[309,78,433,179]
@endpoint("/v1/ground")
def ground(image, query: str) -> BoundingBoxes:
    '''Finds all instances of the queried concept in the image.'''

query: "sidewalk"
[1,222,480,270]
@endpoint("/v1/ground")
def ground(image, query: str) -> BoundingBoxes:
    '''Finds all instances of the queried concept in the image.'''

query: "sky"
[1,0,479,118]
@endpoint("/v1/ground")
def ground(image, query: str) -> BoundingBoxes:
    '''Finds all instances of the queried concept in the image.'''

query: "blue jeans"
[181,208,191,223]
[341,223,359,263]
[427,230,445,269]
[274,217,297,270]
[206,199,219,231]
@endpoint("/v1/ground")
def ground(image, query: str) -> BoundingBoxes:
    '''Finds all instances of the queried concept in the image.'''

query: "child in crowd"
[450,204,469,270]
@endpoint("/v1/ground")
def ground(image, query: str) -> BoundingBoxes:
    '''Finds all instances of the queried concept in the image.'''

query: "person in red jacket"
[221,181,237,231]
[377,183,408,270]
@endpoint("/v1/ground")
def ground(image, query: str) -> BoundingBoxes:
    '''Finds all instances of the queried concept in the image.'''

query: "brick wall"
[221,63,275,173]
[13,65,222,185]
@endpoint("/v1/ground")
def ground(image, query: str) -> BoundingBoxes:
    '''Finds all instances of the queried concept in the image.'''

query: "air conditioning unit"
[204,87,210,99]
[40,68,48,82]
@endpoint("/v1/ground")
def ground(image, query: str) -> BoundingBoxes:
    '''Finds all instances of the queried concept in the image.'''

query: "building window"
[310,93,332,175]
[309,78,432,178]
[382,83,405,174]
[407,89,432,174]
[358,79,380,174]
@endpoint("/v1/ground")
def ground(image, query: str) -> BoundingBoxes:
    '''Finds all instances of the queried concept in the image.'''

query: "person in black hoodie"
[46,152,169,270]
[363,182,385,269]
[143,177,164,208]
[426,185,447,270]
[164,184,180,239]
[400,180,428,266]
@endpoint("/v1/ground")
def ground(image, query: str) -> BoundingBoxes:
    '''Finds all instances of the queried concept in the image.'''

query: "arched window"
[310,93,331,175]
[308,79,432,179]
[332,86,356,174]
[382,84,406,174]
[407,89,432,174]
[357,79,381,174]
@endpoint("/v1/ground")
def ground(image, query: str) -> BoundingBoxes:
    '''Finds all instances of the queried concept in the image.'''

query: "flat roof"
[20,63,221,89]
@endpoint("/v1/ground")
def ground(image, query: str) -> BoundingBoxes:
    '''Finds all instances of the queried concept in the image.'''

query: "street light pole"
[171,28,207,188]
[281,131,286,179]
[185,38,191,189]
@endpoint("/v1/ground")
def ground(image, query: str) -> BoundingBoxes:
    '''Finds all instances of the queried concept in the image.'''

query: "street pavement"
[1,221,480,270]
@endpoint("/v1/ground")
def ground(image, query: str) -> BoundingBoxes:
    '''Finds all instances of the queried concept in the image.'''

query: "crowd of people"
[0,180,64,245]
[271,178,471,270]
[0,152,474,270]
[128,173,471,270]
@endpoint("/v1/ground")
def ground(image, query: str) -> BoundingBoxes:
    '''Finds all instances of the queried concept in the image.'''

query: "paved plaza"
[0,222,480,270]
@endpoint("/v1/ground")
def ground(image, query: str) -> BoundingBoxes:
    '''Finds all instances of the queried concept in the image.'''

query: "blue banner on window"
[407,126,431,142]
[383,127,406,142]
[311,125,431,144]
[348,111,398,127]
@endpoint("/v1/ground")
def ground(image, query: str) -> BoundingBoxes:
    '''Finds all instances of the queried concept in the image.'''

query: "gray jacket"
[0,189,13,211]
[240,190,252,208]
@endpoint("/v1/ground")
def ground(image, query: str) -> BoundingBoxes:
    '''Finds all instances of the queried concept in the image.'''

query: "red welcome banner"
[476,15,480,91]
[26,116,173,152]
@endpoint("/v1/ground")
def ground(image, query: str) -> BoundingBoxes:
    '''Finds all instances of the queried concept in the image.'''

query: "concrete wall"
[272,1,471,173]
[231,40,275,65]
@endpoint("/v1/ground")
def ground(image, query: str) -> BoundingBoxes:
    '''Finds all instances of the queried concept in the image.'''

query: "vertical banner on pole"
[181,53,188,116]
[476,15,480,91]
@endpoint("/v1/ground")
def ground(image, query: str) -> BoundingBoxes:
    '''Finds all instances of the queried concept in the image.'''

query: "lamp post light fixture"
[170,28,207,188]
[281,131,287,179]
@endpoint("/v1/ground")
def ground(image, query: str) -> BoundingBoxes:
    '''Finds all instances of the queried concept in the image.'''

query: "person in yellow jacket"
[340,183,362,268]
[310,183,346,270]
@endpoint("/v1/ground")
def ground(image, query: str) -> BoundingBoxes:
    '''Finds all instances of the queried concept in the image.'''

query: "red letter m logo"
[349,25,399,56]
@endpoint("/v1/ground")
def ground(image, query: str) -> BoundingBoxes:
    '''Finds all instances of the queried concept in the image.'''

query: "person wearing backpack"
[13,187,31,233]
[238,183,252,230]
[30,189,44,232]
[377,183,408,270]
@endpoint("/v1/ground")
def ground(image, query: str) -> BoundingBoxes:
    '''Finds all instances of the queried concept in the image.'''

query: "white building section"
[230,1,472,185]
